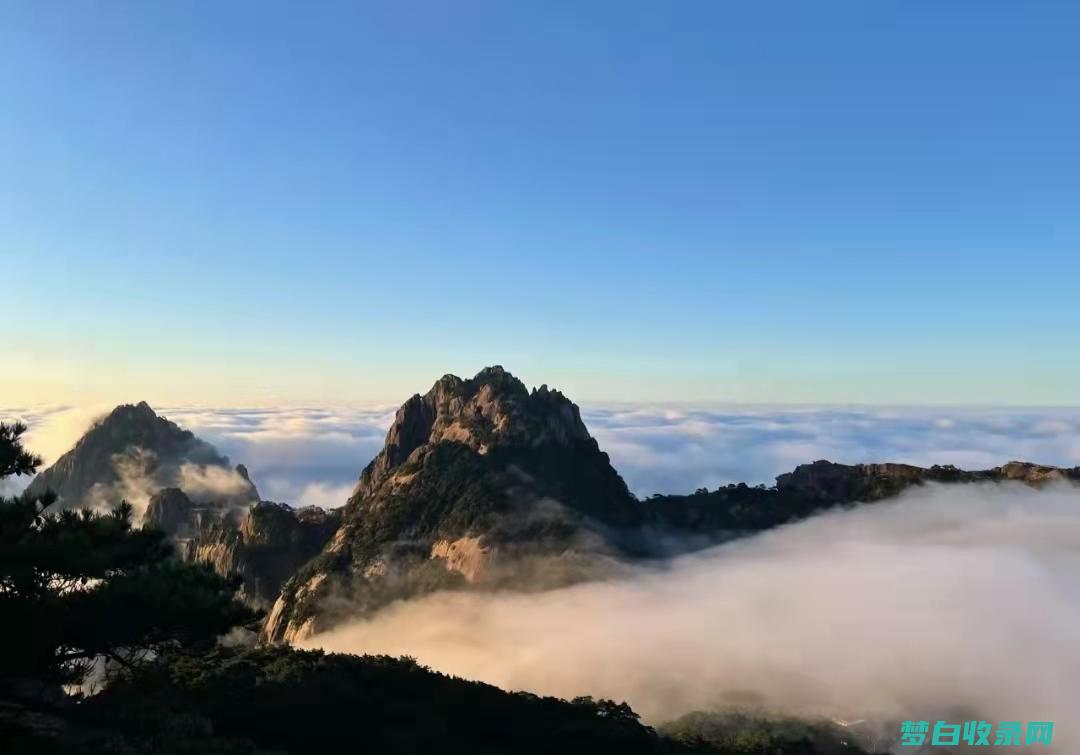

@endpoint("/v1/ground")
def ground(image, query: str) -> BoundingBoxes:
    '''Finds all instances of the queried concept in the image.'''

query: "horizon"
[4,2,1080,407]
[7,386,1080,508]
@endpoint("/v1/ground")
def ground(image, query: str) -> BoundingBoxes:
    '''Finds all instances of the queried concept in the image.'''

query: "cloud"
[584,405,1080,495]
[301,481,1080,752]
[76,448,258,518]
[163,404,1080,505]
[3,404,110,468]
[5,402,1080,506]
[85,447,162,515]
[160,405,395,508]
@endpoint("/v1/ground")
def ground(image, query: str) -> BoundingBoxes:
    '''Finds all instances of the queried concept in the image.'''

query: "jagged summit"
[27,401,259,510]
[354,366,596,499]
[264,366,639,643]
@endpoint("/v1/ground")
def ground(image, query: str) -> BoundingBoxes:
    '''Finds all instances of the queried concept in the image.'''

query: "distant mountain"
[24,402,341,611]
[644,458,1080,535]
[26,401,259,510]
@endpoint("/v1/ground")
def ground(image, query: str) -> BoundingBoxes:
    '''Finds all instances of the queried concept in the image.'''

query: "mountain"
[263,366,643,642]
[26,402,259,510]
[24,402,339,609]
[262,367,1080,644]
[28,379,1078,647]
[645,458,1080,535]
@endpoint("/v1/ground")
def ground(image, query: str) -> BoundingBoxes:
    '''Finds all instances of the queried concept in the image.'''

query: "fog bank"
[303,482,1080,749]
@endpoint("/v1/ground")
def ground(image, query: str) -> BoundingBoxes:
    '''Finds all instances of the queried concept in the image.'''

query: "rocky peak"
[354,366,593,498]
[27,402,259,510]
[264,368,637,642]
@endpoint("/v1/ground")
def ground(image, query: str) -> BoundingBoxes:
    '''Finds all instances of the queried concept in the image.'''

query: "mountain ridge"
[19,372,1080,647]
[260,367,1080,644]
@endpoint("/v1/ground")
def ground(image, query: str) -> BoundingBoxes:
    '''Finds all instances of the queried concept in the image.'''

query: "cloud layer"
[586,405,1080,495]
[4,403,1080,505]
[302,482,1080,751]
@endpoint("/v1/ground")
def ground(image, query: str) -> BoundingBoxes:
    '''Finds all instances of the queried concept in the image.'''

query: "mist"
[302,482,1080,749]
[83,448,256,518]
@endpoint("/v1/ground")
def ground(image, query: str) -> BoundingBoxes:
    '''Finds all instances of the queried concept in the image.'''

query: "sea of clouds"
[4,402,1080,506]
[302,481,1080,752]
[5,401,1078,750]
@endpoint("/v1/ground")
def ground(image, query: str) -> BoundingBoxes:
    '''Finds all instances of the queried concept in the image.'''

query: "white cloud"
[160,405,395,507]
[584,405,1080,495]
[5,402,1080,505]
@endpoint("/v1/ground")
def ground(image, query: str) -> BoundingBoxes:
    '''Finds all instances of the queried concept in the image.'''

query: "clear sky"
[3,1,1078,407]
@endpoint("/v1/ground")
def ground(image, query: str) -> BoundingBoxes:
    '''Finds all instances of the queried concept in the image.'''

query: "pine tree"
[0,421,257,697]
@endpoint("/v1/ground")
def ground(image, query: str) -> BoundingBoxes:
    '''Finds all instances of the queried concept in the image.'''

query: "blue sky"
[3,1,1078,405]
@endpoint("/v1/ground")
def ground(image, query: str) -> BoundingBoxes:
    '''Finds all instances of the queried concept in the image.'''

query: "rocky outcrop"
[183,502,340,609]
[26,402,259,511]
[144,487,196,536]
[262,366,640,643]
[993,460,1080,485]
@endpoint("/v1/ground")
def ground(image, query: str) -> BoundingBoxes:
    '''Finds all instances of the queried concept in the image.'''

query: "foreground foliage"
[0,422,256,693]
[58,646,702,754]
[663,709,876,754]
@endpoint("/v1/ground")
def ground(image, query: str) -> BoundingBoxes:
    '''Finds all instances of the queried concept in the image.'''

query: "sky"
[2,1,1079,406]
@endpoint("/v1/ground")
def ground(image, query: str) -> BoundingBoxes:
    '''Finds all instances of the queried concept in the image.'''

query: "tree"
[0,421,257,697]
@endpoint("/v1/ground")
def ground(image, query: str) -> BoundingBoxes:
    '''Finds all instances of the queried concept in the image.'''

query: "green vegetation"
[662,709,875,754]
[0,422,257,694]
[74,646,700,754]
[0,421,255,749]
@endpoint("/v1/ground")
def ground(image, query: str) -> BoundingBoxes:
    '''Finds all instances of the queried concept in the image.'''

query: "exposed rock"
[183,501,341,609]
[263,366,640,643]
[993,460,1079,484]
[144,487,195,536]
[353,367,599,499]
[430,536,491,582]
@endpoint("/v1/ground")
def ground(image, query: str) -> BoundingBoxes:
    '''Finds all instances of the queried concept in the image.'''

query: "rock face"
[262,366,640,643]
[182,502,341,609]
[144,487,196,536]
[26,402,259,511]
